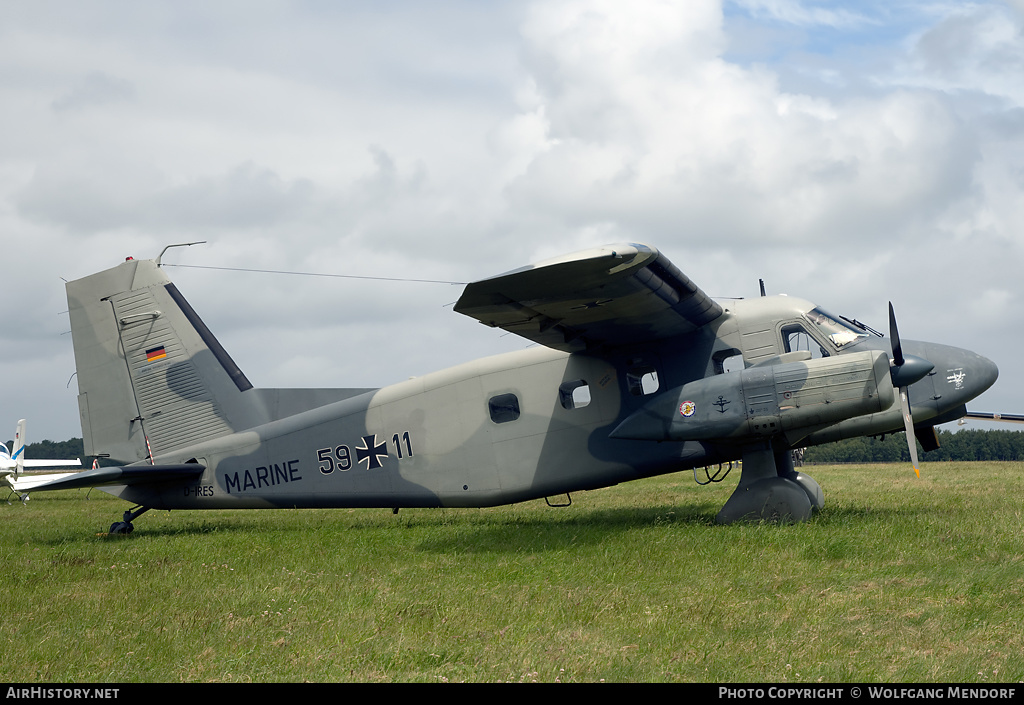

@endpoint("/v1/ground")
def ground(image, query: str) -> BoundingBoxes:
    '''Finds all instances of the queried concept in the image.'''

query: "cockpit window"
[804,308,868,349]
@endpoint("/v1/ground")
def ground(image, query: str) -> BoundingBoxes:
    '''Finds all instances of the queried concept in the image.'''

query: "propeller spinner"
[888,302,935,477]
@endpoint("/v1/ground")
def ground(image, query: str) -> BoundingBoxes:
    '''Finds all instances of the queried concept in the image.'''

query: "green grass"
[2,462,1023,683]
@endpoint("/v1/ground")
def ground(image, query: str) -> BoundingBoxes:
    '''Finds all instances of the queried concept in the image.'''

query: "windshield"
[804,307,869,349]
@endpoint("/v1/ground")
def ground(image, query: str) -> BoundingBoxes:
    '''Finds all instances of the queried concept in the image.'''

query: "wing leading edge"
[454,243,724,353]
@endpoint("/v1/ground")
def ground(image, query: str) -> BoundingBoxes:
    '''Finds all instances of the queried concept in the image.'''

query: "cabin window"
[782,324,828,359]
[627,365,660,396]
[714,349,745,374]
[488,393,521,423]
[559,380,592,410]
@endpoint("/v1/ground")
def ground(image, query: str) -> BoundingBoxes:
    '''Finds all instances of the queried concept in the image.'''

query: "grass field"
[2,462,1023,683]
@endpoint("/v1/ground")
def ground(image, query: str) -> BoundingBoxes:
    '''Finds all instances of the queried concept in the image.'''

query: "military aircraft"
[13,243,998,533]
[2,419,82,495]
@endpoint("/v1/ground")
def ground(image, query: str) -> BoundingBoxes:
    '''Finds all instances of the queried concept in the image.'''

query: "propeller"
[888,302,934,478]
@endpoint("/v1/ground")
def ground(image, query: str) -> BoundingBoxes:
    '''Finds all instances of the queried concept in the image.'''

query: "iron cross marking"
[356,434,388,470]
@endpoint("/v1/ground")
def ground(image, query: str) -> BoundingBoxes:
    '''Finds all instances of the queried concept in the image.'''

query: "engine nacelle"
[610,350,895,444]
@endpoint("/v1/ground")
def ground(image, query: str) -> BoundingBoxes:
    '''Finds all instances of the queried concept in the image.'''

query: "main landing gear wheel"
[716,447,823,524]
[107,506,150,535]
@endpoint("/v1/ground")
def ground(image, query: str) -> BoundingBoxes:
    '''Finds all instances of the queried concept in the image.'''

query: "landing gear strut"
[109,506,150,535]
[716,446,823,524]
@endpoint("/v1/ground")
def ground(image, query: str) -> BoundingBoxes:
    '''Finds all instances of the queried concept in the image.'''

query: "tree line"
[804,429,1024,463]
[3,438,85,462]
[7,430,1024,466]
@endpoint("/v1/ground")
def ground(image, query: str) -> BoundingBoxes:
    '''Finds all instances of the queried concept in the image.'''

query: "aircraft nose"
[973,352,999,396]
[929,344,998,403]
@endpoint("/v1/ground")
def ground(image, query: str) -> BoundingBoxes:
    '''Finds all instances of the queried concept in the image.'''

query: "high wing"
[453,243,724,353]
[963,411,1024,424]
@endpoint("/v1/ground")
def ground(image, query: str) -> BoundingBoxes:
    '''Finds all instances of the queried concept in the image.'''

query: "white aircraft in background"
[2,419,82,495]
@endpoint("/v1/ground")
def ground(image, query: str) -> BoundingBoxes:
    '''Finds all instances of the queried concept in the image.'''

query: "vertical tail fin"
[67,258,269,464]
[10,419,27,477]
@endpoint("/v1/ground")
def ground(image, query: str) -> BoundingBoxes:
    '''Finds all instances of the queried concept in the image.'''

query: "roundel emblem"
[679,401,696,418]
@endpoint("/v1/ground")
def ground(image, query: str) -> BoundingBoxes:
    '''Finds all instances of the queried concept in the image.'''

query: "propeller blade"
[899,386,920,478]
[889,301,927,477]
[888,301,904,367]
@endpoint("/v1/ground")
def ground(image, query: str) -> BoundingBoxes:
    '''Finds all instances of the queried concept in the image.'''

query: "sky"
[1,0,1023,444]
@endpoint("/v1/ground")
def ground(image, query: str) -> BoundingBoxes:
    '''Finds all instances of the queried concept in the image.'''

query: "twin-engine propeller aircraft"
[14,244,998,533]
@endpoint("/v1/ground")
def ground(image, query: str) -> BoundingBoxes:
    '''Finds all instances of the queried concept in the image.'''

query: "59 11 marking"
[317,431,414,474]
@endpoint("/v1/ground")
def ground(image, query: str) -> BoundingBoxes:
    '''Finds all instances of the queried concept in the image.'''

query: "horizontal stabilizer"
[7,464,205,493]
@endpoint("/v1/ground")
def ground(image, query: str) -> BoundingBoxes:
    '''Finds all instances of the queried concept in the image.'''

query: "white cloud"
[899,3,1024,103]
[50,71,136,112]
[502,0,984,261]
